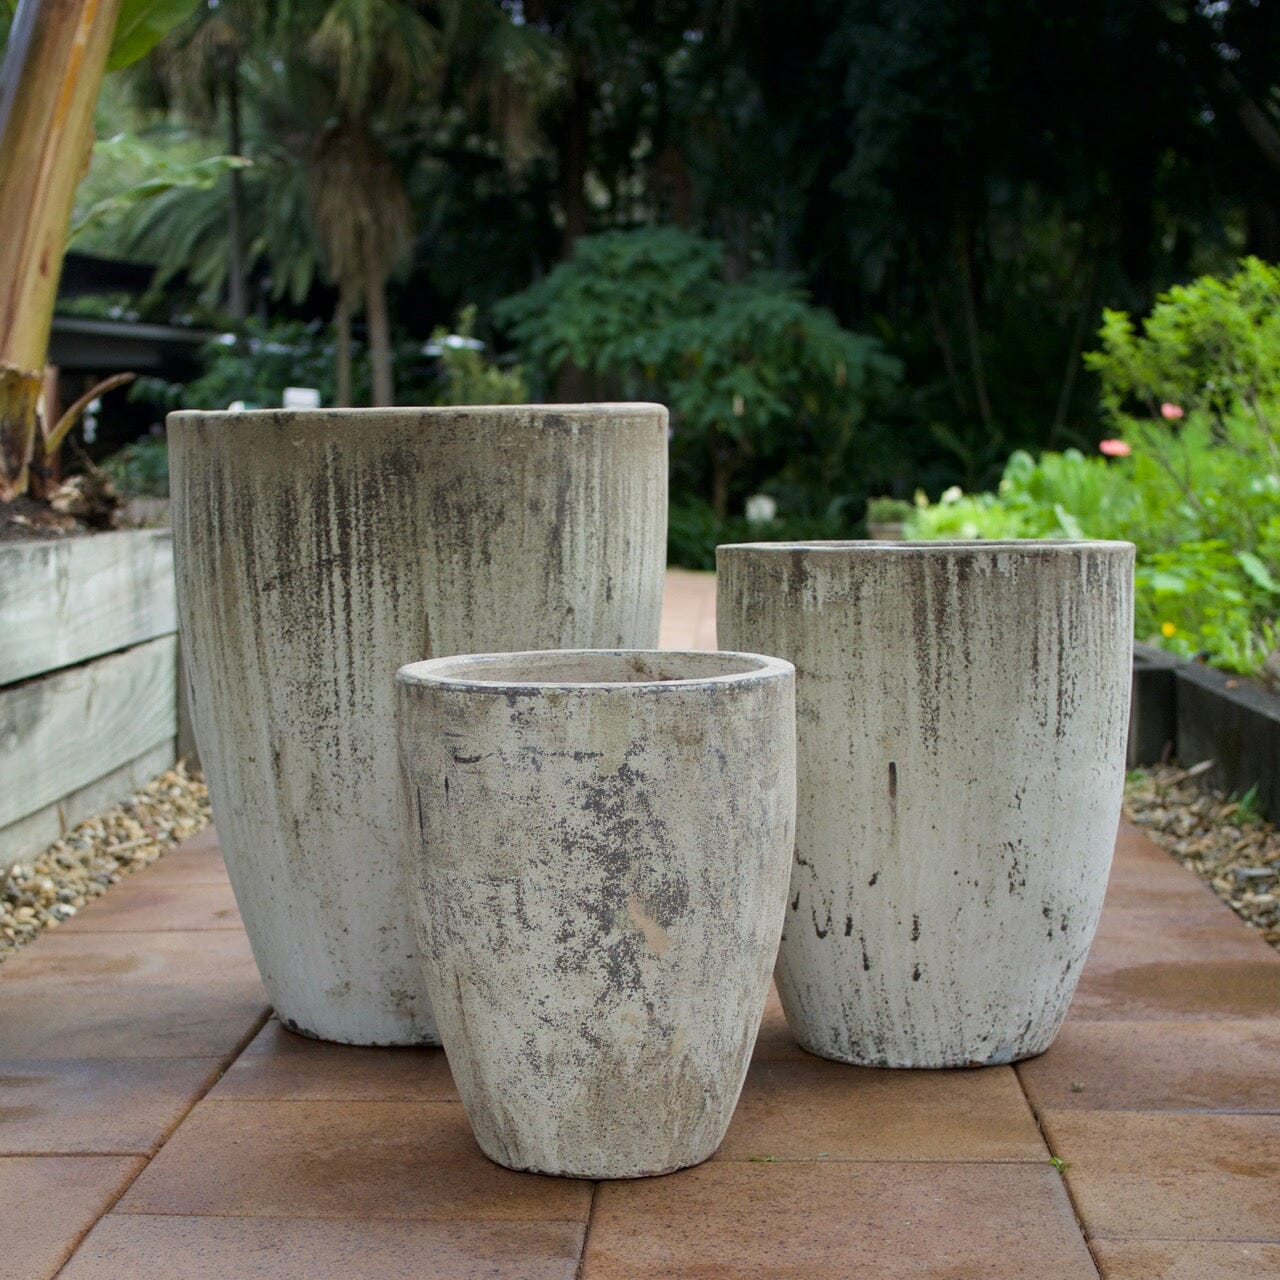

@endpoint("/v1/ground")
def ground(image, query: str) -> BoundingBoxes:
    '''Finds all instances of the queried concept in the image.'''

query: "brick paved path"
[4,571,1278,1277]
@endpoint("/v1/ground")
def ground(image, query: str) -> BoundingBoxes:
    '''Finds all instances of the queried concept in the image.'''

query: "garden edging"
[1127,639,1280,822]
[0,530,184,868]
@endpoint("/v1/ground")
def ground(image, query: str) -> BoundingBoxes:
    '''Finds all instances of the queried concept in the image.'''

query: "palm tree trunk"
[0,0,122,501]
[333,292,352,408]
[225,52,247,322]
[558,54,591,258]
[365,274,394,407]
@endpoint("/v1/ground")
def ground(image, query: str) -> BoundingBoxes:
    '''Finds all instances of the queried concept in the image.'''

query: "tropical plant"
[428,306,526,405]
[499,227,901,520]
[865,496,914,524]
[907,258,1280,674]
[0,0,200,501]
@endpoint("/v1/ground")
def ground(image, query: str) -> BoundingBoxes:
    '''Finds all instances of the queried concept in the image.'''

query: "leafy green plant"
[133,318,435,413]
[428,306,526,406]
[668,497,852,572]
[866,496,914,524]
[100,435,169,497]
[499,227,901,522]
[911,262,1280,675]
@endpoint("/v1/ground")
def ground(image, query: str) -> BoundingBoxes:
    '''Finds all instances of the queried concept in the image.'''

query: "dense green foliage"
[500,228,902,560]
[9,0,1280,557]
[909,261,1280,674]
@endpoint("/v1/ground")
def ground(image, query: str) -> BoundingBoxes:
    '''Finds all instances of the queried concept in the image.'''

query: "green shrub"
[428,306,527,406]
[865,496,914,525]
[100,435,169,497]
[499,227,902,524]
[908,260,1280,673]
[668,496,853,572]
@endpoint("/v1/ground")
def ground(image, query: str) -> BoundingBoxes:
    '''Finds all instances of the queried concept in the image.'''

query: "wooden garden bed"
[0,529,182,868]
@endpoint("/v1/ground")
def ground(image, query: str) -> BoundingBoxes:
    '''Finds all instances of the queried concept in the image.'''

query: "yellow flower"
[1161,621,1177,638]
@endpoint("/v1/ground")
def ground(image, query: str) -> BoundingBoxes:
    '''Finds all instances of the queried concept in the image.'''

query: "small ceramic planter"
[170,404,667,1046]
[717,540,1134,1067]
[396,649,796,1178]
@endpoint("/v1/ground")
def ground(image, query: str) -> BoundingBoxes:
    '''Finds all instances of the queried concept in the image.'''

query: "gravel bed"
[0,764,211,962]
[1125,762,1280,949]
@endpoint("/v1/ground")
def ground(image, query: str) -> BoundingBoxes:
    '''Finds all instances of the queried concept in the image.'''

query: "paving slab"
[1102,825,1227,910]
[1069,958,1280,1021]
[1043,1111,1280,1240]
[0,1155,143,1280]
[0,1057,222,1154]
[116,1099,593,1221]
[60,1216,587,1280]
[0,928,259,988]
[1092,1240,1280,1279]
[58,879,242,933]
[0,983,267,1059]
[0,931,266,1059]
[210,1020,458,1102]
[10,573,1280,1278]
[717,1058,1046,1162]
[1018,1018,1280,1112]
[657,568,716,651]
[581,1161,1098,1279]
[1089,902,1277,965]
[138,829,230,883]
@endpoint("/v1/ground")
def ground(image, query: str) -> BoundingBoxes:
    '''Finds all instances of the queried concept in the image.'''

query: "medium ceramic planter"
[396,649,795,1178]
[717,540,1134,1067]
[170,405,667,1046]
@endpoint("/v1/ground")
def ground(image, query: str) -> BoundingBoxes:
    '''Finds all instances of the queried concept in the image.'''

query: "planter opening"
[397,648,789,690]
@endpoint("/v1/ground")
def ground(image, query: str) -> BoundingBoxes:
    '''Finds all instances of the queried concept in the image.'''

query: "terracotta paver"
[1069,957,1280,1021]
[581,1162,1097,1278]
[0,1057,222,1154]
[0,931,266,1059]
[657,568,716,651]
[717,1058,1046,1162]
[58,879,242,933]
[115,1099,593,1221]
[1089,902,1278,964]
[60,1217,586,1280]
[1,575,1276,1276]
[137,827,230,882]
[1017,1018,1280,1112]
[1092,1240,1280,1279]
[1101,826,1226,910]
[211,1019,458,1101]
[0,1156,143,1280]
[1042,1111,1280,1240]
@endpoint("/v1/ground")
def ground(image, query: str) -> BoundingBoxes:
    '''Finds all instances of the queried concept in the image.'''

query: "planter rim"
[169,402,665,432]
[397,648,792,694]
[718,537,1134,555]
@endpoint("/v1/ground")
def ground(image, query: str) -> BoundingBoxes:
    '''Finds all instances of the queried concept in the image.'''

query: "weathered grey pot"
[716,540,1134,1068]
[170,405,667,1046]
[396,649,796,1178]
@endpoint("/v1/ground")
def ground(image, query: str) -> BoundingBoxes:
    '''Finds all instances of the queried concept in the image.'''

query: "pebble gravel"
[1125,761,1280,950]
[0,764,211,962]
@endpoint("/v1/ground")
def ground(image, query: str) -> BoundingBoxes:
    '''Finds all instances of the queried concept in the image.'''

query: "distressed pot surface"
[397,649,796,1178]
[171,405,667,1045]
[716,540,1134,1068]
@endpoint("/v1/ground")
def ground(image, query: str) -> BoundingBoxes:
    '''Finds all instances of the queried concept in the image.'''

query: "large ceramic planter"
[396,649,795,1178]
[170,405,667,1045]
[717,540,1134,1067]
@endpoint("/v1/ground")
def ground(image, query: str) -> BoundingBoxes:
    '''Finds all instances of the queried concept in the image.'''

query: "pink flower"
[1099,439,1131,457]
[1160,402,1184,421]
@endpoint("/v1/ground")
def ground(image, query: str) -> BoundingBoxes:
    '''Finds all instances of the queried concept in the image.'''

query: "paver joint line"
[573,1181,601,1280]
